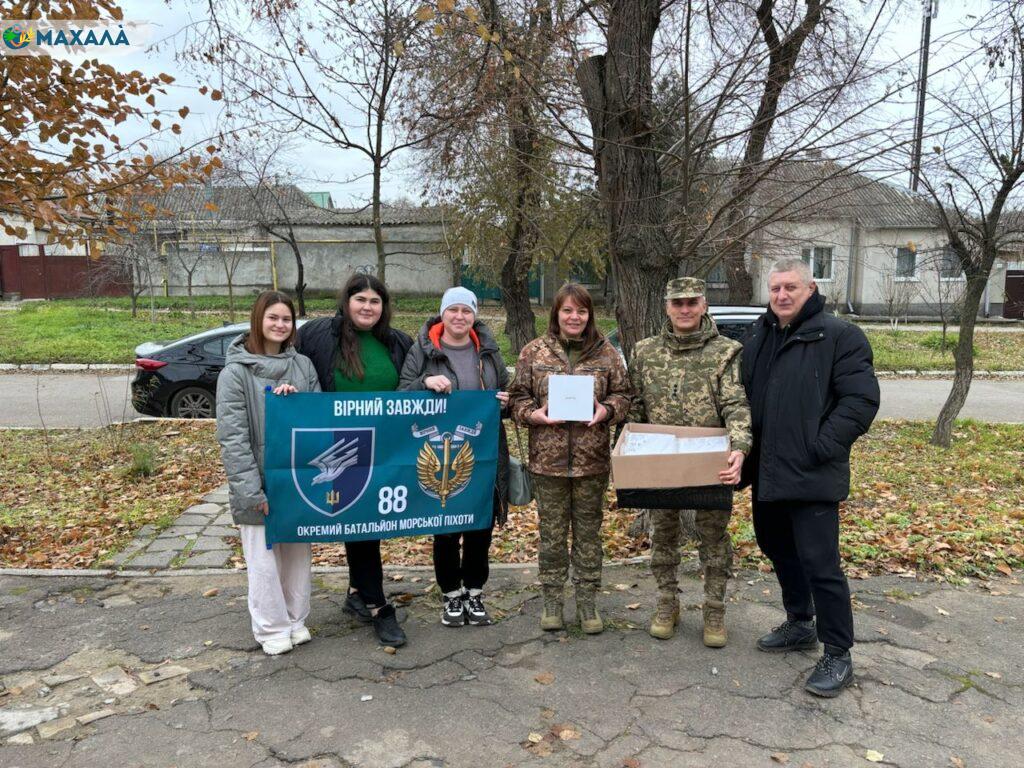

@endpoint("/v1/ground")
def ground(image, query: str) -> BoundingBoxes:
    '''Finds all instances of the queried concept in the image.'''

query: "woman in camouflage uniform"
[508,284,632,634]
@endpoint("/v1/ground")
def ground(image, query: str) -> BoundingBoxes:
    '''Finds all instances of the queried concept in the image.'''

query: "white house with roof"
[713,159,1009,317]
[134,184,453,296]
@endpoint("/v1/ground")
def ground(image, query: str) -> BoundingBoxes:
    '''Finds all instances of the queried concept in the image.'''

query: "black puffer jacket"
[297,314,413,392]
[740,291,880,503]
[398,316,511,525]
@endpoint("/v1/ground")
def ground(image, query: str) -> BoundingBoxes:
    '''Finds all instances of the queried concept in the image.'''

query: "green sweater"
[332,331,399,392]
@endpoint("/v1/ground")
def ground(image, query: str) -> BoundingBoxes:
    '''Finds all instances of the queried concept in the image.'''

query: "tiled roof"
[139,185,442,227]
[751,159,939,229]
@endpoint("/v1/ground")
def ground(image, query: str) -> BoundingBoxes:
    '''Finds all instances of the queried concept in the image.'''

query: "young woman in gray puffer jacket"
[215,291,320,656]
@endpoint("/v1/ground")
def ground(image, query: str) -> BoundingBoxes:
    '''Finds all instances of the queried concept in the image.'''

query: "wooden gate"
[0,244,129,299]
[1005,270,1024,320]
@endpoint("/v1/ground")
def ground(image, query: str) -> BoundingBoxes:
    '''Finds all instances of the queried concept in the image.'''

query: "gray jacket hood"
[226,333,303,379]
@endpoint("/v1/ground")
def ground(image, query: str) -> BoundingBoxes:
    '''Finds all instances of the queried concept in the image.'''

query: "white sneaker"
[290,626,312,646]
[261,637,293,656]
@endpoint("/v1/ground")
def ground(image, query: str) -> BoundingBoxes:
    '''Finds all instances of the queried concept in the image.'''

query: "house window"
[939,248,963,280]
[801,246,833,280]
[895,247,917,279]
[706,261,727,286]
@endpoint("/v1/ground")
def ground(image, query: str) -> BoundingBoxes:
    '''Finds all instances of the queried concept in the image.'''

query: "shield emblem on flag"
[291,428,375,517]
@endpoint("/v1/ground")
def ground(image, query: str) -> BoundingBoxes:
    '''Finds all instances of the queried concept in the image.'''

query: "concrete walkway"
[1,565,1020,767]
[112,485,237,570]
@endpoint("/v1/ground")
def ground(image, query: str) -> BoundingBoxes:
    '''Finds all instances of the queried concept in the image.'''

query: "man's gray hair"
[769,258,814,284]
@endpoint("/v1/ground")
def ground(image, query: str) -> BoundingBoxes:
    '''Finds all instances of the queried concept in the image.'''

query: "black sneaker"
[464,592,493,626]
[342,591,373,625]
[804,651,854,697]
[441,591,466,627]
[756,619,818,653]
[371,604,407,647]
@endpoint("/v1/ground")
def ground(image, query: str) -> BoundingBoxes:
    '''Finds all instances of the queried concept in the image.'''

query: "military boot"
[540,587,564,631]
[648,593,680,640]
[575,587,604,635]
[702,600,727,648]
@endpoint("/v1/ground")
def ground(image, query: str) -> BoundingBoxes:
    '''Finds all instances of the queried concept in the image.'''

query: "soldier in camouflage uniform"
[629,277,752,647]
[508,284,633,634]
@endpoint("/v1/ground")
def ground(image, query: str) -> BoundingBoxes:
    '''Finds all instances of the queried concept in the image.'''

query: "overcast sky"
[103,0,990,207]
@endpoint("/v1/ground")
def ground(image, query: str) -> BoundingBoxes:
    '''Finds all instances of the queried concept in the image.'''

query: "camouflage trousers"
[532,473,608,591]
[650,508,732,602]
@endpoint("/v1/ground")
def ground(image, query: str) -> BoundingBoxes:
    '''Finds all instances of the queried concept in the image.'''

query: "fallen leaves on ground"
[0,422,224,569]
[5,420,1023,581]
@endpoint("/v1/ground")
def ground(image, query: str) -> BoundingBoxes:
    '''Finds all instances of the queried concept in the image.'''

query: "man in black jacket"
[741,258,880,697]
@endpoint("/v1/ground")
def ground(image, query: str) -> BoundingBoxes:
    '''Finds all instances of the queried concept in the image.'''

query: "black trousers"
[433,522,494,594]
[752,498,854,652]
[345,539,386,607]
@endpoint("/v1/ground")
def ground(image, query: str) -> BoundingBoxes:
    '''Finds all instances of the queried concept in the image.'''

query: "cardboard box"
[612,423,731,488]
[611,423,734,511]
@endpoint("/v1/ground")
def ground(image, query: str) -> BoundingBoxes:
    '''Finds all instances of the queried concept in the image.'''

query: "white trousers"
[239,524,312,644]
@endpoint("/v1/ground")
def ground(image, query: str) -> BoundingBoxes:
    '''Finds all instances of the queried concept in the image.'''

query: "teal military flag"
[264,391,500,546]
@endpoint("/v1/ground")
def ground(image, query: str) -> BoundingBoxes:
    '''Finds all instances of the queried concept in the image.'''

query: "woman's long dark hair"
[337,273,393,380]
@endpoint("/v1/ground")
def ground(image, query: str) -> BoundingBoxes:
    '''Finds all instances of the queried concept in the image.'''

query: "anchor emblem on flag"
[412,421,481,508]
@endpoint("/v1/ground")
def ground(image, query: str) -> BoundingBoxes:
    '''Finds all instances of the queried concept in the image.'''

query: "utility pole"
[910,0,938,191]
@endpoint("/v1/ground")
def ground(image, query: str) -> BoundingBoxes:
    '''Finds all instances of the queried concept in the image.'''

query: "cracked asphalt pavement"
[1,564,1021,767]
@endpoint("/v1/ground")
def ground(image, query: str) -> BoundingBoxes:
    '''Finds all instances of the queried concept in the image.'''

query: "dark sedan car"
[131,320,309,418]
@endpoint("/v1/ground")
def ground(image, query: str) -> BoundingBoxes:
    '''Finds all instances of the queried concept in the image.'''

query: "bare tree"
[575,0,676,359]
[879,271,915,334]
[916,247,966,353]
[169,240,207,317]
[406,0,572,354]
[917,2,1024,447]
[215,237,249,322]
[220,136,311,316]
[574,0,897,356]
[101,235,161,321]
[180,0,431,285]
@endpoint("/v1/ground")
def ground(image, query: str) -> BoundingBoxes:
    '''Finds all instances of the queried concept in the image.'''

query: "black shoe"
[371,604,407,647]
[804,651,854,697]
[342,591,373,624]
[756,619,818,653]
[441,591,466,627]
[464,592,493,626]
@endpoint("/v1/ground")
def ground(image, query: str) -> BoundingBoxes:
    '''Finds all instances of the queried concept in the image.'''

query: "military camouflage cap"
[664,276,706,300]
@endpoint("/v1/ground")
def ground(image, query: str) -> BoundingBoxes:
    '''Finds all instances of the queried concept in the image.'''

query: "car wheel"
[170,387,215,419]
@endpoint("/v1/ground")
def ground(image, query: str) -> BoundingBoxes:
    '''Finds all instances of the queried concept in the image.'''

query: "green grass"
[56,292,443,315]
[863,329,1024,371]
[2,299,1022,369]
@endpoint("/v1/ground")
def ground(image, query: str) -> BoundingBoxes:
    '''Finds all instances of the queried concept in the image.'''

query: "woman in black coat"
[297,274,412,647]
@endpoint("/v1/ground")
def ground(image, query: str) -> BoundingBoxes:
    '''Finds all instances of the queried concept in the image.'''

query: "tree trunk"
[372,159,386,284]
[147,266,156,324]
[289,238,306,317]
[720,239,755,305]
[931,272,986,447]
[130,260,140,318]
[576,1,675,361]
[499,107,541,357]
[500,254,537,356]
[225,262,235,322]
[717,0,824,304]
